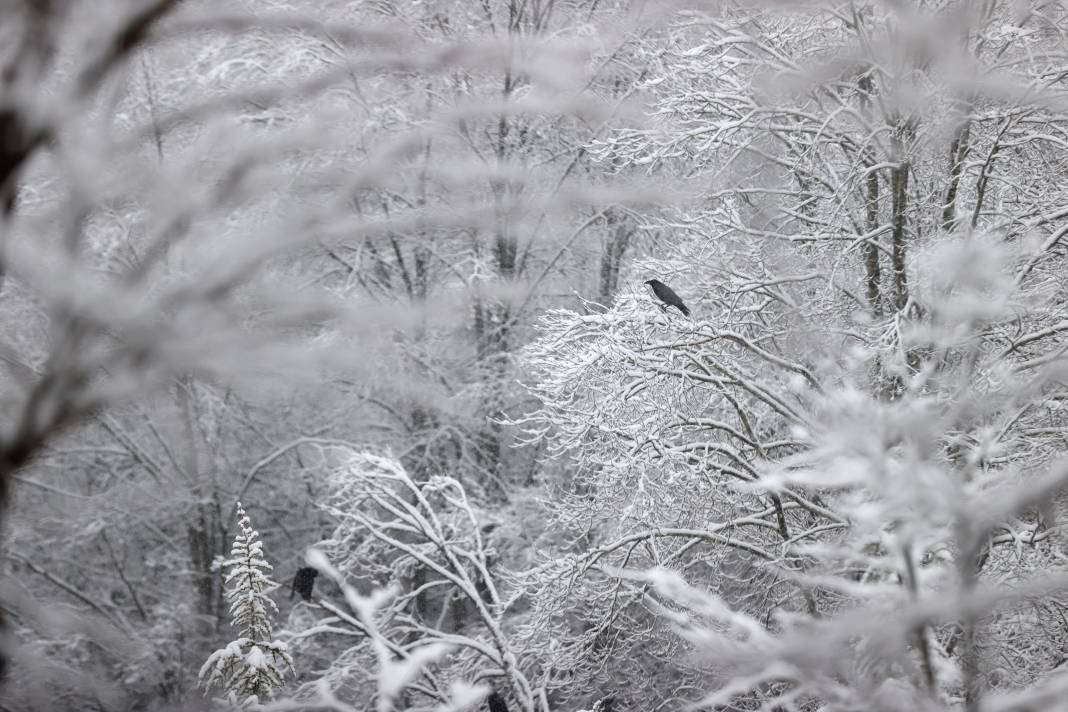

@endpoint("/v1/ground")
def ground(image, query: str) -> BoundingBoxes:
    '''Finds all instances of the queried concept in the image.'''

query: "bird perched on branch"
[486,691,509,712]
[645,279,690,316]
[290,566,319,602]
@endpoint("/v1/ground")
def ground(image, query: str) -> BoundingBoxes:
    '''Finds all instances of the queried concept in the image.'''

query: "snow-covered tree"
[0,0,632,703]
[628,235,1068,711]
[282,545,494,712]
[287,448,539,711]
[512,1,1068,708]
[12,0,1068,709]
[199,504,293,707]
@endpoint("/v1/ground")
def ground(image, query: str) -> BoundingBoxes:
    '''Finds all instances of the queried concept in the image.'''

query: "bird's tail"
[679,304,691,317]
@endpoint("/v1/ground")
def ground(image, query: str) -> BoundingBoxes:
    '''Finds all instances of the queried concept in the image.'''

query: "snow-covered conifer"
[199,503,293,707]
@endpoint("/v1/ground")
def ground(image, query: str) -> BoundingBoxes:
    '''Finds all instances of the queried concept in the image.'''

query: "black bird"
[486,691,509,712]
[645,279,690,317]
[290,566,319,602]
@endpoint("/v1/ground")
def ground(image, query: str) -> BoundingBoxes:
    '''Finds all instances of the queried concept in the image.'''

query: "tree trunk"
[864,167,882,316]
[858,71,882,317]
[599,210,635,305]
[890,140,911,313]
[941,103,972,232]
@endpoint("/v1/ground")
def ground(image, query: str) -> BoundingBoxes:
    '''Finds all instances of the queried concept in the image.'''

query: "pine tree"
[198,503,293,707]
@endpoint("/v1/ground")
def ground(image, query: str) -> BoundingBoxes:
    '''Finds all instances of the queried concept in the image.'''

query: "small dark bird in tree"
[486,691,509,712]
[645,279,690,316]
[290,567,319,602]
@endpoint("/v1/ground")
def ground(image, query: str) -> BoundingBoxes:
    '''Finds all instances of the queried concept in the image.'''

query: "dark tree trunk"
[864,168,882,315]
[942,104,972,232]
[857,71,882,316]
[890,151,910,312]
[599,211,635,305]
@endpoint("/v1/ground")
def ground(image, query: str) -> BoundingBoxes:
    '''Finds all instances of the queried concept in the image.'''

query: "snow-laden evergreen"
[199,503,293,707]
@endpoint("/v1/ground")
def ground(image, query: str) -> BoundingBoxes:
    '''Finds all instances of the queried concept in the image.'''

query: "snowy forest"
[5,0,1068,710]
